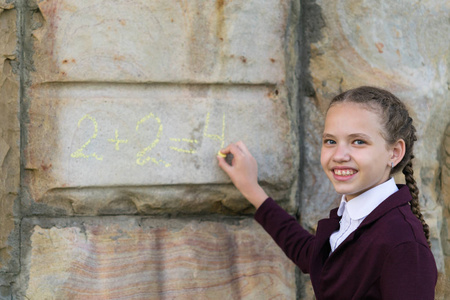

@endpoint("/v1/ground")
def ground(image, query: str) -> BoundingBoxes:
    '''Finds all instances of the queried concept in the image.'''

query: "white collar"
[336,178,398,220]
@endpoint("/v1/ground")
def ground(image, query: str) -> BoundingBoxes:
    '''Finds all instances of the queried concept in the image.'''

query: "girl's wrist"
[243,185,268,209]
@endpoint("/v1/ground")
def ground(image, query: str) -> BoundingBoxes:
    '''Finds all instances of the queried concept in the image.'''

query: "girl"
[217,86,437,299]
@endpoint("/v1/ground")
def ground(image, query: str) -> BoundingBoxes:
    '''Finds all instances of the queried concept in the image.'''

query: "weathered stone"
[17,217,296,299]
[23,0,300,216]
[31,0,289,84]
[0,5,20,277]
[309,1,449,104]
[442,123,450,299]
[0,273,14,300]
[443,124,450,212]
[0,2,14,11]
[24,84,297,215]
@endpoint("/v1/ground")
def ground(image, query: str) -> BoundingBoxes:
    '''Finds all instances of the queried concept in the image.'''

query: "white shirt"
[329,178,398,253]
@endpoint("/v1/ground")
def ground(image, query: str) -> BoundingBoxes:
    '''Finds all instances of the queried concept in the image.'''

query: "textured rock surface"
[24,0,299,215]
[18,217,296,299]
[442,123,450,295]
[24,84,296,214]
[16,0,300,299]
[31,0,288,84]
[302,0,449,298]
[0,1,20,280]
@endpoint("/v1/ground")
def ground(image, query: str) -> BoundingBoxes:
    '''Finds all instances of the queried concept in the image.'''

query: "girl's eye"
[324,139,336,145]
[353,140,365,145]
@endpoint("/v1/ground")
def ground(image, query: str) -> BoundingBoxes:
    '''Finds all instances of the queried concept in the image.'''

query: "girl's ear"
[390,139,406,167]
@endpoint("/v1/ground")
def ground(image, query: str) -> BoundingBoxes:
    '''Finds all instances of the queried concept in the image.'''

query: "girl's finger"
[219,143,232,155]
[218,143,240,156]
[220,143,244,161]
[217,155,233,175]
[235,141,253,157]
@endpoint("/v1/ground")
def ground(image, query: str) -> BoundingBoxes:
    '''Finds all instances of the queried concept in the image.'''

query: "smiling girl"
[217,86,437,299]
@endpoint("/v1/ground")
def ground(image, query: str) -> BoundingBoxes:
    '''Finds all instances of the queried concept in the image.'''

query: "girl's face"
[321,102,394,201]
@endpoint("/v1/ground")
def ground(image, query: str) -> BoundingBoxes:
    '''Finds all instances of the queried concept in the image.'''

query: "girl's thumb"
[217,155,233,176]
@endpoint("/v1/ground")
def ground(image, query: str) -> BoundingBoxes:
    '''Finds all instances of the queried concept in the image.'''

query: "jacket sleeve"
[254,198,315,273]
[379,241,437,300]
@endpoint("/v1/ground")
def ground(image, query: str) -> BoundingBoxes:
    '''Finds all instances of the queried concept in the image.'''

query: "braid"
[329,86,432,247]
[402,157,431,247]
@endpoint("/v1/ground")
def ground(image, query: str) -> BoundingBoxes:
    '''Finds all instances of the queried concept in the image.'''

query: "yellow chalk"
[218,150,227,158]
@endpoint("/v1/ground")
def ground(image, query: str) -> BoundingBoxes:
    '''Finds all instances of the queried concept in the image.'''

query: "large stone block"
[17,217,296,299]
[24,0,300,216]
[31,0,289,84]
[24,84,297,215]
[309,1,449,105]
[0,5,20,276]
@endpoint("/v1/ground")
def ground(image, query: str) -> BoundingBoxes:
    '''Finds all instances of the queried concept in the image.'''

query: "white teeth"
[334,169,355,176]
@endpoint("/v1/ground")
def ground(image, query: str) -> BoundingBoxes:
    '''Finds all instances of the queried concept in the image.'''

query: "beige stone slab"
[24,83,296,214]
[20,217,296,299]
[32,0,288,84]
[0,7,19,274]
[310,1,449,106]
[0,2,14,12]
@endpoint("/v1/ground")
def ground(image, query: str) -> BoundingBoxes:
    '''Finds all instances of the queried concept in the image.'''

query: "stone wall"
[0,0,20,298]
[9,0,301,299]
[0,0,448,299]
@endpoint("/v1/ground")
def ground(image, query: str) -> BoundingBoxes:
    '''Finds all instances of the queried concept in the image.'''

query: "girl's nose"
[332,144,351,162]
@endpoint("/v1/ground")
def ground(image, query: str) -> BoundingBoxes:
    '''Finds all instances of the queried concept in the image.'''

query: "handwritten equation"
[70,111,226,168]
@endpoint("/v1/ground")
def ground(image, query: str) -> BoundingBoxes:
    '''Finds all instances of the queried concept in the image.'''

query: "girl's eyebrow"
[322,133,335,139]
[348,133,372,140]
[322,133,373,140]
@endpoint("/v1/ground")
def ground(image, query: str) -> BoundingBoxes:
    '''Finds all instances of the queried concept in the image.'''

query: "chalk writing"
[71,111,225,167]
[135,113,170,167]
[204,112,225,148]
[70,114,103,161]
[169,138,198,154]
[108,129,128,151]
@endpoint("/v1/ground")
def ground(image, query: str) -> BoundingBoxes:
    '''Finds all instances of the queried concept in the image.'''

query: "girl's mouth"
[333,169,357,176]
[332,168,358,181]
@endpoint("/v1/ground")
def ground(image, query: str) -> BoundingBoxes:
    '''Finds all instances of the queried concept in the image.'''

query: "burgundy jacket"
[255,185,437,299]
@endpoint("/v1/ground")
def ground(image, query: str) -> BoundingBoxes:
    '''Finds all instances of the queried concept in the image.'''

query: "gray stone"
[32,0,289,84]
[24,84,297,215]
[0,4,20,277]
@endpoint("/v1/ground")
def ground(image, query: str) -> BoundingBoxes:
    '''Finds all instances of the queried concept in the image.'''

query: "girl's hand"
[217,141,268,209]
